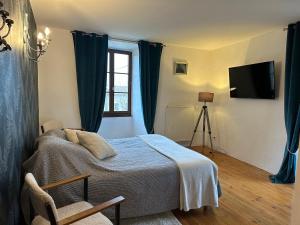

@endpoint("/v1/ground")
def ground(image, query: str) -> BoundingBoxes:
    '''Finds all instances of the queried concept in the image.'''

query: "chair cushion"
[32,201,113,225]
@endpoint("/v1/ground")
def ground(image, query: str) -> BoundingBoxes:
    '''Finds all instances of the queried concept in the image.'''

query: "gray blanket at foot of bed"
[23,130,180,219]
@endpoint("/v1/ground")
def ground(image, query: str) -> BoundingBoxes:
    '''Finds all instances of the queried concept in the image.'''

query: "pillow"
[64,129,79,144]
[77,131,117,160]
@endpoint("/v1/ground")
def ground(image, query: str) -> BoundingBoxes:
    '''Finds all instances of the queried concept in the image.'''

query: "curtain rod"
[71,31,166,47]
[109,37,167,47]
[283,24,297,31]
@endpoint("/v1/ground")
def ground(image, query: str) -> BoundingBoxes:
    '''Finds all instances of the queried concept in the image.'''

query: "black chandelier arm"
[25,47,42,62]
[0,45,9,52]
[0,39,11,52]
[24,39,46,62]
[2,20,13,38]
[0,16,6,30]
[24,32,50,53]
[5,18,14,27]
[0,1,13,53]
[0,10,9,19]
[24,36,50,61]
[25,39,48,52]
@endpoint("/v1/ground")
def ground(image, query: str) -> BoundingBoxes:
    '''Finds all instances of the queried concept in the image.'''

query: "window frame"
[103,49,132,117]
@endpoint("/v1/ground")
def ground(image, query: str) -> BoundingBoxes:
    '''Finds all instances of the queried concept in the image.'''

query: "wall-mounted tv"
[229,61,275,99]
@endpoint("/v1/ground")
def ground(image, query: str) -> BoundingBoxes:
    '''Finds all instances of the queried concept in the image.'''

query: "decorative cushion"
[25,173,59,222]
[64,129,80,144]
[77,131,117,160]
[32,201,113,225]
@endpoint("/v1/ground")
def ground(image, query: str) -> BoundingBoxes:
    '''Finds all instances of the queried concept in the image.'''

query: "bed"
[23,130,220,219]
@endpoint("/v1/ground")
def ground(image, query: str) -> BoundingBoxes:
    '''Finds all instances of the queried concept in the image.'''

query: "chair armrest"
[41,174,91,190]
[58,196,125,225]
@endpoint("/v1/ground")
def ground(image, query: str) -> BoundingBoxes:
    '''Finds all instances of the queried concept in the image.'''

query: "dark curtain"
[72,31,108,132]
[270,22,300,184]
[138,40,163,134]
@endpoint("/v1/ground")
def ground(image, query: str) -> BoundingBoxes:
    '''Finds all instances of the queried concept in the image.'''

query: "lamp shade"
[198,92,214,102]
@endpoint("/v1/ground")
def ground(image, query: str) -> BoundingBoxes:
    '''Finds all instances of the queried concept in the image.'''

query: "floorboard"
[173,147,294,225]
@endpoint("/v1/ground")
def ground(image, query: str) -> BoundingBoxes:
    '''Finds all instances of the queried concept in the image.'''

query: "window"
[104,49,132,117]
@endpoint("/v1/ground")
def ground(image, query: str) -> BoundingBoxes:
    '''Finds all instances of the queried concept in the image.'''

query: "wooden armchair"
[25,173,125,225]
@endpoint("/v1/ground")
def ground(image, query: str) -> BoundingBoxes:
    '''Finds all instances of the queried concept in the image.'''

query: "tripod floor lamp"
[190,92,214,155]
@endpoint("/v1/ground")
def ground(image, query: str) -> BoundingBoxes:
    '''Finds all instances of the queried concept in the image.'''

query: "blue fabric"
[72,31,108,132]
[270,22,300,184]
[138,41,163,134]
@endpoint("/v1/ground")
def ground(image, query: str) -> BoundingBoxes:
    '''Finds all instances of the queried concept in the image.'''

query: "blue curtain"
[72,31,108,132]
[270,22,300,184]
[138,41,163,134]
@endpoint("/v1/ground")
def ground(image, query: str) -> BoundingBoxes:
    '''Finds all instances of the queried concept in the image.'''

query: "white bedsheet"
[139,134,219,211]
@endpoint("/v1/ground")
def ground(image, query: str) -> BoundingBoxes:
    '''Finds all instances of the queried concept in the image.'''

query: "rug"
[121,212,182,225]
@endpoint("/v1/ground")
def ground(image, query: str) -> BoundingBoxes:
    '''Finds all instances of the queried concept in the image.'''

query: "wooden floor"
[173,147,294,225]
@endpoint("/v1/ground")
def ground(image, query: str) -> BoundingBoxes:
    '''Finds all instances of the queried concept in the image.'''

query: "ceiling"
[30,0,300,50]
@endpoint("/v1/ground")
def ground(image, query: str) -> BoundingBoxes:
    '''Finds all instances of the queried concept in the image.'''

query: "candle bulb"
[37,32,44,45]
[37,32,44,40]
[44,27,50,37]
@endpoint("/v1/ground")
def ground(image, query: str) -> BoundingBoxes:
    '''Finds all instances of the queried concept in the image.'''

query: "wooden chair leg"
[84,177,88,201]
[29,199,35,223]
[115,204,120,225]
[46,204,57,225]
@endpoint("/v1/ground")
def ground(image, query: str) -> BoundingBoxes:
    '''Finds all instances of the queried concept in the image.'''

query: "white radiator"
[164,105,196,144]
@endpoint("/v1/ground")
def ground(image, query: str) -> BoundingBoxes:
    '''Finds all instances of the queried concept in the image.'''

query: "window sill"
[103,113,132,118]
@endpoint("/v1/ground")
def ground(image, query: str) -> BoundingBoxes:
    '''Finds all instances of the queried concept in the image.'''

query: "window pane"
[106,73,110,92]
[114,53,129,73]
[107,52,110,72]
[114,74,128,92]
[114,93,128,111]
[104,93,109,112]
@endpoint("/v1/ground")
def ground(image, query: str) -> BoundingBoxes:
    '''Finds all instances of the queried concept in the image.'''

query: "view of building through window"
[104,49,132,116]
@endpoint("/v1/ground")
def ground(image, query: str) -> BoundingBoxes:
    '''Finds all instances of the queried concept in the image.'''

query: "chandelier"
[24,13,51,62]
[0,1,14,52]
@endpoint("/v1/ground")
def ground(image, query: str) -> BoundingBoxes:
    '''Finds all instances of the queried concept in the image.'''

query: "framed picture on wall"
[174,61,188,75]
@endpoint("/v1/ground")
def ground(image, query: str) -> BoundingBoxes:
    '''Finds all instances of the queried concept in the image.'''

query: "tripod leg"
[205,109,214,155]
[202,109,206,149]
[189,108,204,147]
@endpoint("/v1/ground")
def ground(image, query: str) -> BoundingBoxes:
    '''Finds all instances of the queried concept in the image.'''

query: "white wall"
[38,27,81,129]
[38,27,212,141]
[38,27,147,138]
[38,27,287,173]
[156,29,287,173]
[155,46,213,145]
[209,29,287,173]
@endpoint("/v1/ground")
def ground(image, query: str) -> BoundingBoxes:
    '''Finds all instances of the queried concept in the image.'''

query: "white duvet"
[140,134,219,211]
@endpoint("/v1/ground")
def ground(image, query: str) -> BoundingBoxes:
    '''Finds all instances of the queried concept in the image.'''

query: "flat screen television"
[229,61,275,99]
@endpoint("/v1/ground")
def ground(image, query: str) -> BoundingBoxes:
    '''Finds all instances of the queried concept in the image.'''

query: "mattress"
[23,130,180,219]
